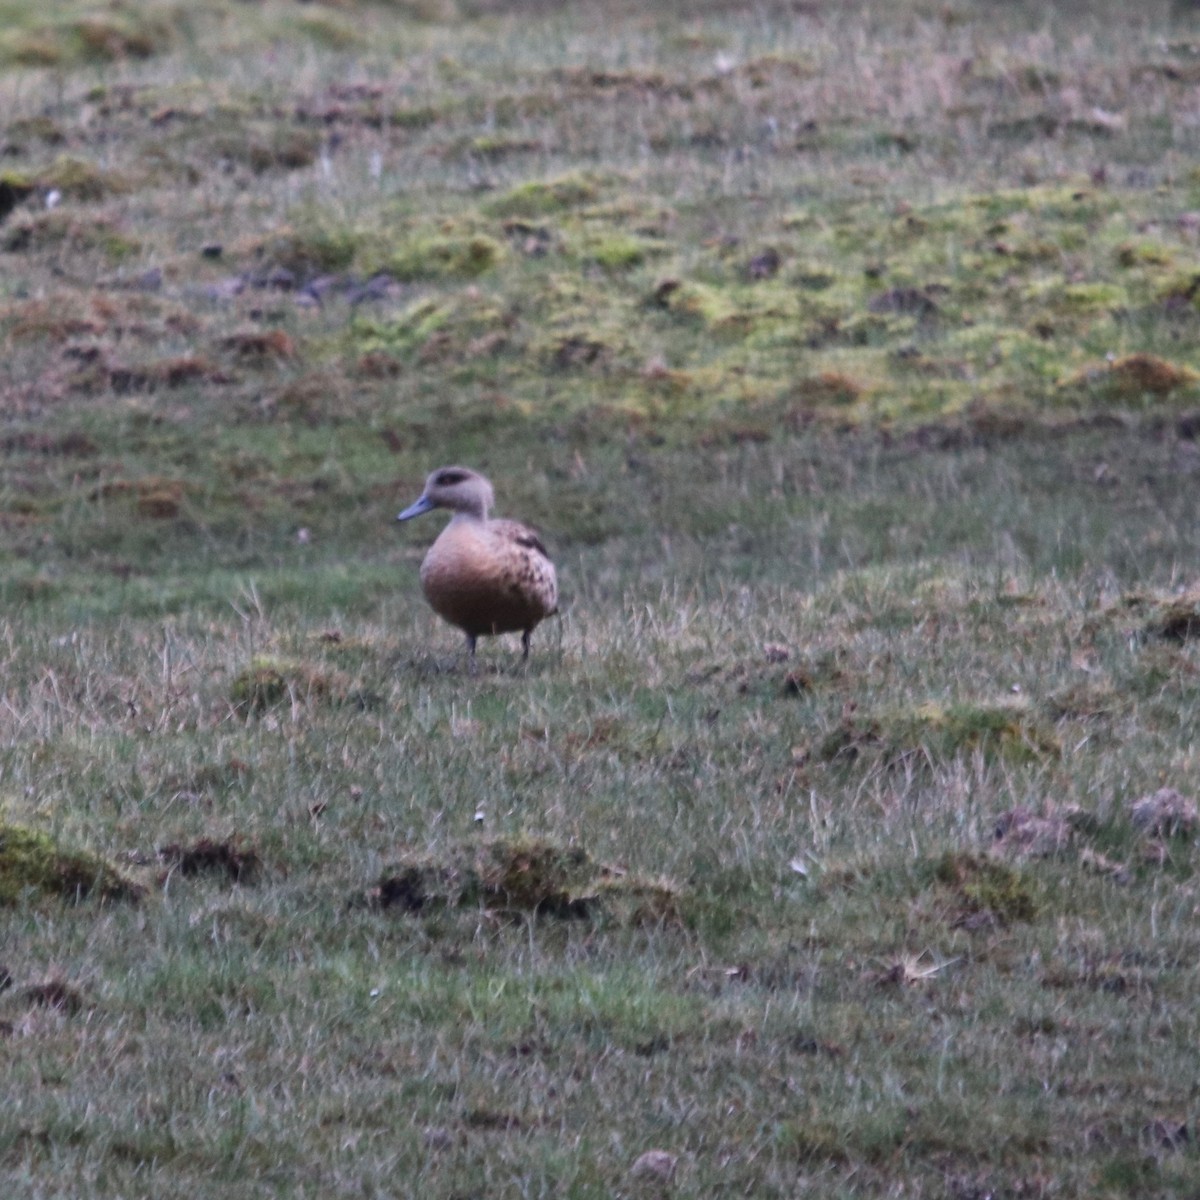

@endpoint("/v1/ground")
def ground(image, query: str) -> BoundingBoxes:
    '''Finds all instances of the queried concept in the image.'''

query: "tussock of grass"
[928,852,1038,925]
[4,211,140,259]
[816,697,1058,769]
[370,836,682,926]
[0,823,142,906]
[37,155,132,201]
[381,231,505,282]
[229,656,352,715]
[0,10,178,67]
[257,224,361,276]
[903,699,1060,762]
[1061,353,1199,402]
[482,172,603,218]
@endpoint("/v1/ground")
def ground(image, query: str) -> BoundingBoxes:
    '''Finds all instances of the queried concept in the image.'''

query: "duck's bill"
[397,495,434,521]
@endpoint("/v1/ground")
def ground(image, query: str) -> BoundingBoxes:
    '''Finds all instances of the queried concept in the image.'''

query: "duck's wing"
[489,518,557,617]
[492,519,552,563]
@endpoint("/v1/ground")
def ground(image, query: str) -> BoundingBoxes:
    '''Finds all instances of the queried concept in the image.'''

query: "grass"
[4,0,1200,1195]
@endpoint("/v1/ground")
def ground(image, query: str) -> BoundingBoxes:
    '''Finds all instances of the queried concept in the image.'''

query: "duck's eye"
[434,469,470,487]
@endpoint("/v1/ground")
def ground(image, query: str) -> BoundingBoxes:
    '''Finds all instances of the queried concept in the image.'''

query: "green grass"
[4,1,1200,1196]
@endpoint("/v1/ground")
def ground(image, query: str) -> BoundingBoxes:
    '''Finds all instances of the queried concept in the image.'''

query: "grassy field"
[4,0,1200,1196]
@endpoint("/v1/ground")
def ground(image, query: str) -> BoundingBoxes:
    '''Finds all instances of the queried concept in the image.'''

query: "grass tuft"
[229,656,351,715]
[0,824,142,906]
[482,172,603,218]
[929,852,1039,925]
[1062,353,1199,402]
[371,837,683,925]
[381,231,505,282]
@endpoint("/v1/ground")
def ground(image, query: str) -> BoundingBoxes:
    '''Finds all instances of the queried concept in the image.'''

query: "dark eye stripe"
[434,469,470,487]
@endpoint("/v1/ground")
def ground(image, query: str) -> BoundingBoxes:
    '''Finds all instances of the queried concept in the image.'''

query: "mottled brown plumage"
[397,466,558,666]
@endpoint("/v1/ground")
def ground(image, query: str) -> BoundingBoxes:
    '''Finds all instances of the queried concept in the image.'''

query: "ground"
[3,1,1200,1196]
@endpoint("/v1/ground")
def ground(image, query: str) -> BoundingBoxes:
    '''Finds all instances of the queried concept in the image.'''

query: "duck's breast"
[420,520,556,636]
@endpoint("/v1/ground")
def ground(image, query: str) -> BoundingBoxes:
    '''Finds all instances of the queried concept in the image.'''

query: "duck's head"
[397,466,495,522]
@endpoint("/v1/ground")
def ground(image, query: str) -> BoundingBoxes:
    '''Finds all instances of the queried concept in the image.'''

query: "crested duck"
[397,466,558,665]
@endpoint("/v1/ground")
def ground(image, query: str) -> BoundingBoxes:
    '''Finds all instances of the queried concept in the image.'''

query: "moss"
[539,330,617,372]
[72,14,174,61]
[477,837,592,912]
[820,698,1058,769]
[207,128,320,174]
[483,172,602,218]
[292,13,363,49]
[0,29,66,67]
[930,852,1038,924]
[653,279,740,328]
[0,168,36,192]
[389,105,440,130]
[1059,282,1128,312]
[354,291,512,363]
[0,823,142,906]
[356,298,449,357]
[1115,240,1174,269]
[0,14,175,67]
[382,233,504,281]
[899,699,1060,762]
[785,372,865,408]
[585,234,655,271]
[260,224,361,276]
[452,134,542,160]
[38,155,130,202]
[3,212,139,259]
[791,262,838,290]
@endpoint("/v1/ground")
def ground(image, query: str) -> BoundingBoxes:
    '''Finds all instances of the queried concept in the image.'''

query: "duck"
[397,466,558,666]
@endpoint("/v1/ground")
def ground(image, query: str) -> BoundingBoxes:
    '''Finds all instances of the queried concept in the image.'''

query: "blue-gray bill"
[397,495,434,521]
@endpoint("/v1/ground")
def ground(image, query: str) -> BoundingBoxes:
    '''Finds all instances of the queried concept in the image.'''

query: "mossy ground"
[5,2,1200,1197]
[0,824,141,906]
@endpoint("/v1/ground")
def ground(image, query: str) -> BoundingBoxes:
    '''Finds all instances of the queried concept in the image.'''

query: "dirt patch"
[1146,595,1200,641]
[1062,353,1199,400]
[219,329,296,362]
[1129,788,1198,838]
[158,837,262,885]
[20,977,86,1014]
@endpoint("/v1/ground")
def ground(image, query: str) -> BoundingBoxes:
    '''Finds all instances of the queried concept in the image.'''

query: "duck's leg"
[521,629,532,661]
[466,633,478,674]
